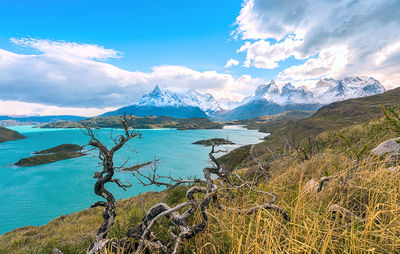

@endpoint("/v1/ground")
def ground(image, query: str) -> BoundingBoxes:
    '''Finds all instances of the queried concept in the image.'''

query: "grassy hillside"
[225,110,314,133]
[40,115,223,130]
[0,126,25,143]
[220,87,400,170]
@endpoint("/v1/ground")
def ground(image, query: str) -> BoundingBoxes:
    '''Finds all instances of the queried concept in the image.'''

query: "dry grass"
[194,154,400,253]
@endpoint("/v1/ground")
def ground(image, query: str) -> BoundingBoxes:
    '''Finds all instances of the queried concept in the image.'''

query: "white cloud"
[0,38,262,115]
[237,35,305,69]
[225,58,239,68]
[10,38,122,60]
[278,46,349,87]
[234,0,400,88]
[0,100,115,117]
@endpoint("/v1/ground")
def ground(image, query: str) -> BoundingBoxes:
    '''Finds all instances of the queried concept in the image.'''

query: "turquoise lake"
[0,126,265,234]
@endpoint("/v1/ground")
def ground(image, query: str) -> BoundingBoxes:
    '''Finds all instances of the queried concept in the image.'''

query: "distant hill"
[0,115,85,126]
[40,115,223,130]
[226,110,314,133]
[103,105,208,118]
[0,126,25,143]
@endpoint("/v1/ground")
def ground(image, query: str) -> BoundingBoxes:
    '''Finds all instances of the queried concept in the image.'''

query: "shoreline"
[0,126,266,235]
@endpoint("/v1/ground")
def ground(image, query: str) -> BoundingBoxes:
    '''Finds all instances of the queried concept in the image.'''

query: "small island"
[15,144,85,167]
[0,126,25,143]
[192,138,235,146]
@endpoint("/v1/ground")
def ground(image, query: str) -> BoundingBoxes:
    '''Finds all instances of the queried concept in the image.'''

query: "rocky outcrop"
[371,138,400,158]
[371,138,400,172]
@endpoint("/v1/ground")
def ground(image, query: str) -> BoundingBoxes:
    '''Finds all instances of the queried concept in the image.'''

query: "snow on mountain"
[313,76,386,104]
[280,83,315,104]
[247,80,315,105]
[245,76,385,106]
[223,76,385,120]
[180,90,222,113]
[114,76,385,120]
[218,98,246,110]
[136,85,186,107]
[134,85,226,115]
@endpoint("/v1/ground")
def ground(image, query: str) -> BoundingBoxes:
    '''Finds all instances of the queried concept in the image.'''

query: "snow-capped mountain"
[222,76,385,120]
[103,76,386,120]
[250,81,315,105]
[180,90,222,114]
[103,85,226,118]
[136,85,185,107]
[313,76,385,104]
[136,85,222,113]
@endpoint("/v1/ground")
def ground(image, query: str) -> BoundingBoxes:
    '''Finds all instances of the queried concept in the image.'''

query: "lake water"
[0,126,265,235]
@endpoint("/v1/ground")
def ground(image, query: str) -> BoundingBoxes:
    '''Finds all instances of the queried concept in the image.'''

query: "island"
[192,138,235,146]
[40,115,223,130]
[15,144,85,167]
[0,126,26,143]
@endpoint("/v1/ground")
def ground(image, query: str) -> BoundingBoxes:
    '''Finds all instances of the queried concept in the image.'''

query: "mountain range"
[0,115,86,127]
[103,76,386,120]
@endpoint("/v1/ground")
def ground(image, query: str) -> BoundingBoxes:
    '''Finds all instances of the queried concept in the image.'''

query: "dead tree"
[81,116,289,253]
[82,114,141,254]
[127,144,290,254]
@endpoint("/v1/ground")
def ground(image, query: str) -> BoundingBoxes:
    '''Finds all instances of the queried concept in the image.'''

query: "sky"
[0,0,399,116]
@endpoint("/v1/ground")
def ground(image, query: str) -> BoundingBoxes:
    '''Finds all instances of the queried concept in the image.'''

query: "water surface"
[0,126,265,234]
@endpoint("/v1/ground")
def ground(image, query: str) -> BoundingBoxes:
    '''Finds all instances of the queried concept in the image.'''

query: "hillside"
[103,105,208,119]
[40,115,223,130]
[0,126,25,143]
[1,87,399,253]
[219,86,400,171]
[226,110,314,133]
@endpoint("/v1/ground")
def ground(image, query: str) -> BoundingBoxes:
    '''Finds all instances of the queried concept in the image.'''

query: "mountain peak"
[153,84,161,92]
[149,84,165,96]
[314,76,385,103]
[132,85,225,115]
[255,80,279,96]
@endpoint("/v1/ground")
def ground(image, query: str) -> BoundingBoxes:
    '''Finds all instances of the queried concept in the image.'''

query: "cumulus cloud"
[278,46,349,87]
[234,0,400,88]
[237,35,305,69]
[225,58,239,68]
[0,38,262,115]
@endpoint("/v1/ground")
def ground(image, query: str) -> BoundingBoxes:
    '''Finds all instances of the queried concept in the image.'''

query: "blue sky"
[0,0,271,77]
[0,0,399,116]
[0,0,300,81]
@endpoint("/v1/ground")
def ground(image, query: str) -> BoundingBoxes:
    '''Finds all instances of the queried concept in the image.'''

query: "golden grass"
[194,154,400,253]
